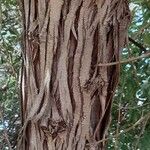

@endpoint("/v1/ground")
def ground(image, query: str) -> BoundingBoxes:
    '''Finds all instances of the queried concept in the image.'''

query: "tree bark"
[18,0,131,149]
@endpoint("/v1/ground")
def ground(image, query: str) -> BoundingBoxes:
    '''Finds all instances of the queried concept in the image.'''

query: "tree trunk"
[18,0,130,149]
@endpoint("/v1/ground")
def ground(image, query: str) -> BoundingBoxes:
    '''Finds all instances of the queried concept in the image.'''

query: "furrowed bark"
[18,0,131,149]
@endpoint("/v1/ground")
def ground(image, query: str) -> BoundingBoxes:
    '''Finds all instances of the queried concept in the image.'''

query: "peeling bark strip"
[19,0,131,149]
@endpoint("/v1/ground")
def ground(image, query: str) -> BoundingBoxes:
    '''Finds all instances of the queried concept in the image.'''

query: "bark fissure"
[19,0,131,149]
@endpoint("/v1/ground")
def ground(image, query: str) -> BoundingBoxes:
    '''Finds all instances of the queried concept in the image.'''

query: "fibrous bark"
[18,0,131,149]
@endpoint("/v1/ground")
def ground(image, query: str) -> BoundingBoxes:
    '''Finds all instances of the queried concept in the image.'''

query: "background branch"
[98,52,150,66]
[129,37,147,53]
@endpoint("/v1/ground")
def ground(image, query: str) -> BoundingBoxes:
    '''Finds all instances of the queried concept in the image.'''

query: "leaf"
[143,33,150,46]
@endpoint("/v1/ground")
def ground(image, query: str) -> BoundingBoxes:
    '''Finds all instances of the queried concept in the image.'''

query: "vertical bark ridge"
[19,0,131,149]
[67,2,85,148]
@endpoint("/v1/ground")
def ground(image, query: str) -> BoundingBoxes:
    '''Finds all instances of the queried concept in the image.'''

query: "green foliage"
[108,0,150,149]
[0,0,21,149]
[0,0,150,149]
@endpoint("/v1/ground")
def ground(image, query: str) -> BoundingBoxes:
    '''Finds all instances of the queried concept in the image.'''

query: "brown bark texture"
[18,0,131,149]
